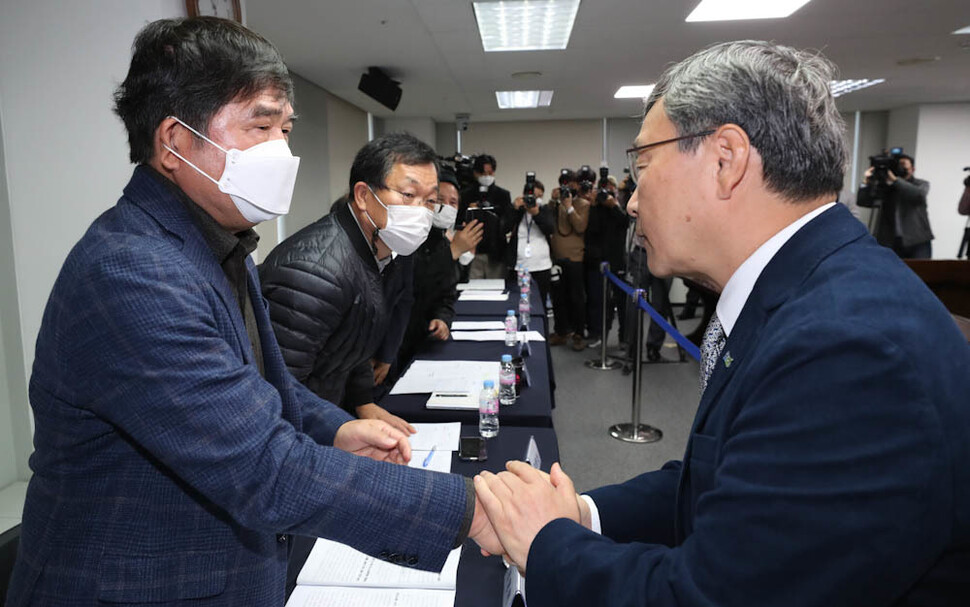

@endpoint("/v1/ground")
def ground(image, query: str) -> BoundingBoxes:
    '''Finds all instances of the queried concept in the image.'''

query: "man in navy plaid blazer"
[7,17,496,606]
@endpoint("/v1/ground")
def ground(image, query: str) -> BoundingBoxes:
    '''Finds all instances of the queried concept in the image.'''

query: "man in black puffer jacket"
[260,133,440,435]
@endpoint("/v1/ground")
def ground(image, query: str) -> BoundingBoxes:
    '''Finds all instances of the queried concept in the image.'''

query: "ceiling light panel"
[496,90,555,109]
[830,79,885,98]
[952,25,970,35]
[686,0,812,22]
[474,0,581,52]
[614,85,656,99]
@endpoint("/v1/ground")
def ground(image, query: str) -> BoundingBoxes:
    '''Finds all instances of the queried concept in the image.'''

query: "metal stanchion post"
[585,261,622,370]
[609,289,662,444]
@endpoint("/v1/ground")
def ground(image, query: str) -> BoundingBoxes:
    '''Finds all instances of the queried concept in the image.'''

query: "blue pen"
[422,445,437,468]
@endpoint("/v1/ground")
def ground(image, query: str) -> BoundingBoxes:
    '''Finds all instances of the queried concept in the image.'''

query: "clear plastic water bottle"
[504,310,517,346]
[499,354,516,405]
[518,292,531,328]
[479,380,499,438]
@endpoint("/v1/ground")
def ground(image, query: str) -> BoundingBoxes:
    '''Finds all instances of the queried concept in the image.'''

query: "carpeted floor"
[549,316,703,494]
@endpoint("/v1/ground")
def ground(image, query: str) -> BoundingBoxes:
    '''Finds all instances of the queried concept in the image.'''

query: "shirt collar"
[347,199,396,270]
[716,202,836,337]
[144,165,258,262]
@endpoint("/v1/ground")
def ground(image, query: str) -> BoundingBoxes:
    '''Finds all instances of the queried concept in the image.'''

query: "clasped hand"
[468,461,590,575]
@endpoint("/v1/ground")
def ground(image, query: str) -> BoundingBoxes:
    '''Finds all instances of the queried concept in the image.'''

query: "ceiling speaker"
[358,67,402,111]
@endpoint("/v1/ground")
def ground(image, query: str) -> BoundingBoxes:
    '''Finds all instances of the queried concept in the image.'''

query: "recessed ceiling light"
[830,79,885,98]
[496,90,554,109]
[614,85,656,99]
[953,25,970,34]
[686,0,812,22]
[474,0,580,52]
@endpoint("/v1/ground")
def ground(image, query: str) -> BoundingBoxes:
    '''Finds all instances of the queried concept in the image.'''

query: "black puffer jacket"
[259,201,412,412]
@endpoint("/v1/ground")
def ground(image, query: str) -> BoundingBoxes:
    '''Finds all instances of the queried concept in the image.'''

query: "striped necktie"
[699,314,726,395]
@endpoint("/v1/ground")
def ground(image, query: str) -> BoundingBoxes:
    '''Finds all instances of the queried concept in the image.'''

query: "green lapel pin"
[723,352,734,368]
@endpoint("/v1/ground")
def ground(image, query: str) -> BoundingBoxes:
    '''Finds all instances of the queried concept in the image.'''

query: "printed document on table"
[450,320,506,331]
[408,422,461,451]
[450,330,546,342]
[296,538,461,589]
[285,586,456,607]
[458,291,509,301]
[456,279,506,291]
[389,360,500,395]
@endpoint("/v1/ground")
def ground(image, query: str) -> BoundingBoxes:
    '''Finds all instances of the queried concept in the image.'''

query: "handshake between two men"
[468,461,591,575]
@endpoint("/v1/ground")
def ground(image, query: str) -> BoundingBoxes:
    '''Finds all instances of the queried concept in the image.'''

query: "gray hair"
[646,40,846,202]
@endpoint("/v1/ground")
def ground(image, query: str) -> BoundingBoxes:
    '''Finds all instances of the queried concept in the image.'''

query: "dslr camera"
[576,165,597,195]
[595,166,612,204]
[558,169,578,199]
[523,171,537,208]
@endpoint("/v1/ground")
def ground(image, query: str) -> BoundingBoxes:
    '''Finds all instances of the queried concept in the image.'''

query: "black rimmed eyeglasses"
[625,129,716,180]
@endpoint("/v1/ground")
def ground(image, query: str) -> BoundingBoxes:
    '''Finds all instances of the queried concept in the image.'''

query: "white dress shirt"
[582,202,836,533]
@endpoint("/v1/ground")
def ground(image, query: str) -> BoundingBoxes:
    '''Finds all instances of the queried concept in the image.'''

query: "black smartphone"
[458,436,487,461]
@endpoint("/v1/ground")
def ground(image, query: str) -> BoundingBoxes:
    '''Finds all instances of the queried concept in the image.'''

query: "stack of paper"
[390,360,500,396]
[457,291,508,302]
[450,330,545,343]
[456,279,506,291]
[450,320,505,331]
[286,538,461,607]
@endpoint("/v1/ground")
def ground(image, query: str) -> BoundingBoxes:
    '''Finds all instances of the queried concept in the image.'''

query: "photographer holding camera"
[549,169,590,350]
[507,174,554,304]
[458,154,513,278]
[583,167,629,349]
[857,152,933,259]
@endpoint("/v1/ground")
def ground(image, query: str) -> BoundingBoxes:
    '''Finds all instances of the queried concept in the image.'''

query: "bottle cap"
[483,379,495,388]
[501,354,512,363]
[507,310,515,316]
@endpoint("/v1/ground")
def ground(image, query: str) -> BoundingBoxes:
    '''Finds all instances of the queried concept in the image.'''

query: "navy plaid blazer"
[6,166,468,606]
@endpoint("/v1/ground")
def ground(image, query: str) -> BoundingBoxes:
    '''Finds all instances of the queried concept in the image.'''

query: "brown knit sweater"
[550,195,590,262]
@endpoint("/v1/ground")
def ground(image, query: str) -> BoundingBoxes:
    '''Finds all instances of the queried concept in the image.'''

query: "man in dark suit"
[474,41,970,606]
[7,18,498,606]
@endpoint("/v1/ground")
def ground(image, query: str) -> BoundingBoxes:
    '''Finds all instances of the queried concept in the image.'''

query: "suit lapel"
[675,204,868,541]
[124,166,253,364]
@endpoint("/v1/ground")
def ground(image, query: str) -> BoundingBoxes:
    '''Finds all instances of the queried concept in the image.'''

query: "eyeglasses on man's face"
[625,130,715,180]
[381,186,438,209]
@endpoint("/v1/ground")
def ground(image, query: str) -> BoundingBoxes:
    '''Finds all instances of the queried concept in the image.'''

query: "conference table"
[379,320,554,428]
[285,427,560,606]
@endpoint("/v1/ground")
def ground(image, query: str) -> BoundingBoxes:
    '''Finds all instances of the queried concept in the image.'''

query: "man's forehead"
[389,163,438,189]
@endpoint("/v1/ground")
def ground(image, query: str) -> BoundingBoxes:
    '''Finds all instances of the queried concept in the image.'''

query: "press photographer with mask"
[549,170,590,351]
[458,154,513,279]
[507,176,554,304]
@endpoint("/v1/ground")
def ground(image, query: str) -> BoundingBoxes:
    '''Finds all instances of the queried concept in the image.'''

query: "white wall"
[382,118,437,148]
[326,92,369,203]
[0,0,188,483]
[914,103,970,259]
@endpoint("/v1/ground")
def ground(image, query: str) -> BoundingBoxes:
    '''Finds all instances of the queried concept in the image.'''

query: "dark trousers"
[625,246,674,358]
[551,259,585,336]
[585,264,604,340]
[892,238,932,259]
[530,269,552,313]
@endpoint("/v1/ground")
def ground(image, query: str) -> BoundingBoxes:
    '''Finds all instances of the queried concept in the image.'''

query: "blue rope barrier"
[604,269,701,362]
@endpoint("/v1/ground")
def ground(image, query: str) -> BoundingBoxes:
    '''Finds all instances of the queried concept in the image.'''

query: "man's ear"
[155,117,187,172]
[712,124,750,200]
[351,182,371,212]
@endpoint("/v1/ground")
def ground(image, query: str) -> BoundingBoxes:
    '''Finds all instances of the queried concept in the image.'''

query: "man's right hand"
[452,220,484,257]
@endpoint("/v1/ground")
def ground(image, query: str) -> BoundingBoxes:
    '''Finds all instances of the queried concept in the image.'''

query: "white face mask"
[478,175,495,187]
[432,204,458,229]
[164,116,300,224]
[535,196,544,206]
[364,186,433,255]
